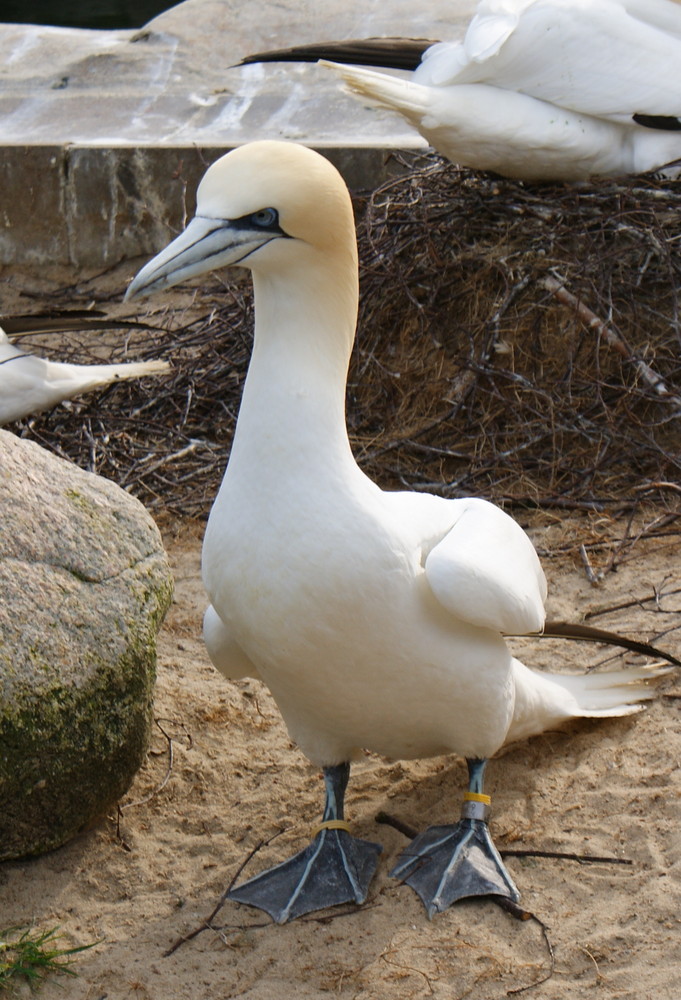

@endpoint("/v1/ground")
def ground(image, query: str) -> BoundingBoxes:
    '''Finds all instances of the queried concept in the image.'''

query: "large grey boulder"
[0,430,173,860]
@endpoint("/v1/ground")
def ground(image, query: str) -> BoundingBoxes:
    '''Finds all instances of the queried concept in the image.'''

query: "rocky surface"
[0,430,173,860]
[0,0,476,265]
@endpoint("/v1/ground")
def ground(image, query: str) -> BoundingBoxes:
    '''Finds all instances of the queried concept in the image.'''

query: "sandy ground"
[1,507,680,1000]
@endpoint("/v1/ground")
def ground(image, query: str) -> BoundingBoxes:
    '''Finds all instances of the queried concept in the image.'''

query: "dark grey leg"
[229,762,382,923]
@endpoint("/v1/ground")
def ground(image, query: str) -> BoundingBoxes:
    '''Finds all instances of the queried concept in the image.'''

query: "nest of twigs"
[8,154,681,519]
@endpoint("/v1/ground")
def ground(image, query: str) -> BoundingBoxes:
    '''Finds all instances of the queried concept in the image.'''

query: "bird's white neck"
[226,248,360,481]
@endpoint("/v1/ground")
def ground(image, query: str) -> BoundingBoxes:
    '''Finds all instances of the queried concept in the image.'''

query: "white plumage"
[0,325,169,425]
[126,141,667,920]
[412,0,681,120]
[253,0,681,180]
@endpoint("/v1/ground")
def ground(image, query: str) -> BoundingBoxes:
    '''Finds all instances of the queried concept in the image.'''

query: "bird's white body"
[126,139,673,921]
[206,451,522,763]
[323,0,681,180]
[128,141,660,775]
[0,326,169,425]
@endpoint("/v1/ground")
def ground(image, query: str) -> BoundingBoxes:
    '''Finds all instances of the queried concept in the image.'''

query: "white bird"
[0,325,170,425]
[126,141,676,923]
[242,0,681,181]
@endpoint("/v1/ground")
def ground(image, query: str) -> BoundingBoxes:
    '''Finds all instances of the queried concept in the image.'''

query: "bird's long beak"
[125,215,274,300]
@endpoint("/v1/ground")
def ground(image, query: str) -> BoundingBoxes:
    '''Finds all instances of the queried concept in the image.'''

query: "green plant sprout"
[0,926,96,992]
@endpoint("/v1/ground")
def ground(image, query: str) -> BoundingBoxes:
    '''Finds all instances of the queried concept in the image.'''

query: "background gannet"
[126,141,677,923]
[242,0,681,181]
[0,325,170,425]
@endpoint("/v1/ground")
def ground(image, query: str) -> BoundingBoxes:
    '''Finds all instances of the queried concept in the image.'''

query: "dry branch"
[542,274,681,406]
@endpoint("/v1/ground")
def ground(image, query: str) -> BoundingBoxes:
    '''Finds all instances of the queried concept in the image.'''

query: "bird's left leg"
[229,762,382,923]
[390,758,518,918]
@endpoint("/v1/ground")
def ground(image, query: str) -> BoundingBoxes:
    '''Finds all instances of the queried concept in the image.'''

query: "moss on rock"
[0,430,173,860]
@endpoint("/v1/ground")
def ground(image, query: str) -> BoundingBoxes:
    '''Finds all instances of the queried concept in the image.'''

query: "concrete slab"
[0,0,476,266]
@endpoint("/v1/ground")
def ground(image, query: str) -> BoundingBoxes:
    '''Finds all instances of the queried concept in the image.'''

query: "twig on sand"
[375,810,419,840]
[376,812,556,993]
[163,830,284,956]
[501,848,632,865]
[584,583,681,619]
[375,812,632,867]
[580,543,600,584]
[115,719,193,847]
[506,915,556,996]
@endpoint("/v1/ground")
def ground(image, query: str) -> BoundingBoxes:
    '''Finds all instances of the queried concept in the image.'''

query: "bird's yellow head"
[126,141,357,299]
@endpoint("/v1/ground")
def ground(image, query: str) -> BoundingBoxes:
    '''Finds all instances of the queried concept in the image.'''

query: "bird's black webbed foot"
[229,825,382,923]
[390,758,518,918]
[390,817,519,918]
[229,762,382,923]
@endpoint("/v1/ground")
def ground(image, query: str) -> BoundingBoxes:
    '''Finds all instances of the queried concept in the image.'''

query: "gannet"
[0,325,169,425]
[242,0,681,181]
[126,141,677,923]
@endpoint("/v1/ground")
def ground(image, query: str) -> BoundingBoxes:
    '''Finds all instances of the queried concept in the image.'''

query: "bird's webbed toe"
[390,757,518,918]
[390,817,518,918]
[229,826,382,923]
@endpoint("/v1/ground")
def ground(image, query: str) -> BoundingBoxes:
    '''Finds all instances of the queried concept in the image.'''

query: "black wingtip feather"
[633,113,681,132]
[240,37,437,71]
[536,620,681,667]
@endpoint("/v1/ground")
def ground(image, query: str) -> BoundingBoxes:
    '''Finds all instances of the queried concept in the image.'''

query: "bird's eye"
[251,208,278,228]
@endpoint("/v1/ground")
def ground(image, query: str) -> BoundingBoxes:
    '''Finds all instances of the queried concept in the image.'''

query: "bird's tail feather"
[506,658,672,744]
[320,60,432,118]
[68,359,171,389]
[105,360,171,379]
[543,662,672,714]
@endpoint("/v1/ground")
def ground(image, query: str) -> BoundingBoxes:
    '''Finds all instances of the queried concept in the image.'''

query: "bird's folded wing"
[462,5,519,62]
[203,604,260,681]
[424,498,547,635]
[418,1,681,122]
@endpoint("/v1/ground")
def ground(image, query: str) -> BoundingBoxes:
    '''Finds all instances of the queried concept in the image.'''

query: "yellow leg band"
[312,819,352,837]
[464,792,491,805]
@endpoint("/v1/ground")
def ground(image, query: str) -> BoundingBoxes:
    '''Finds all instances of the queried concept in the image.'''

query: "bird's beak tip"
[124,277,151,303]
